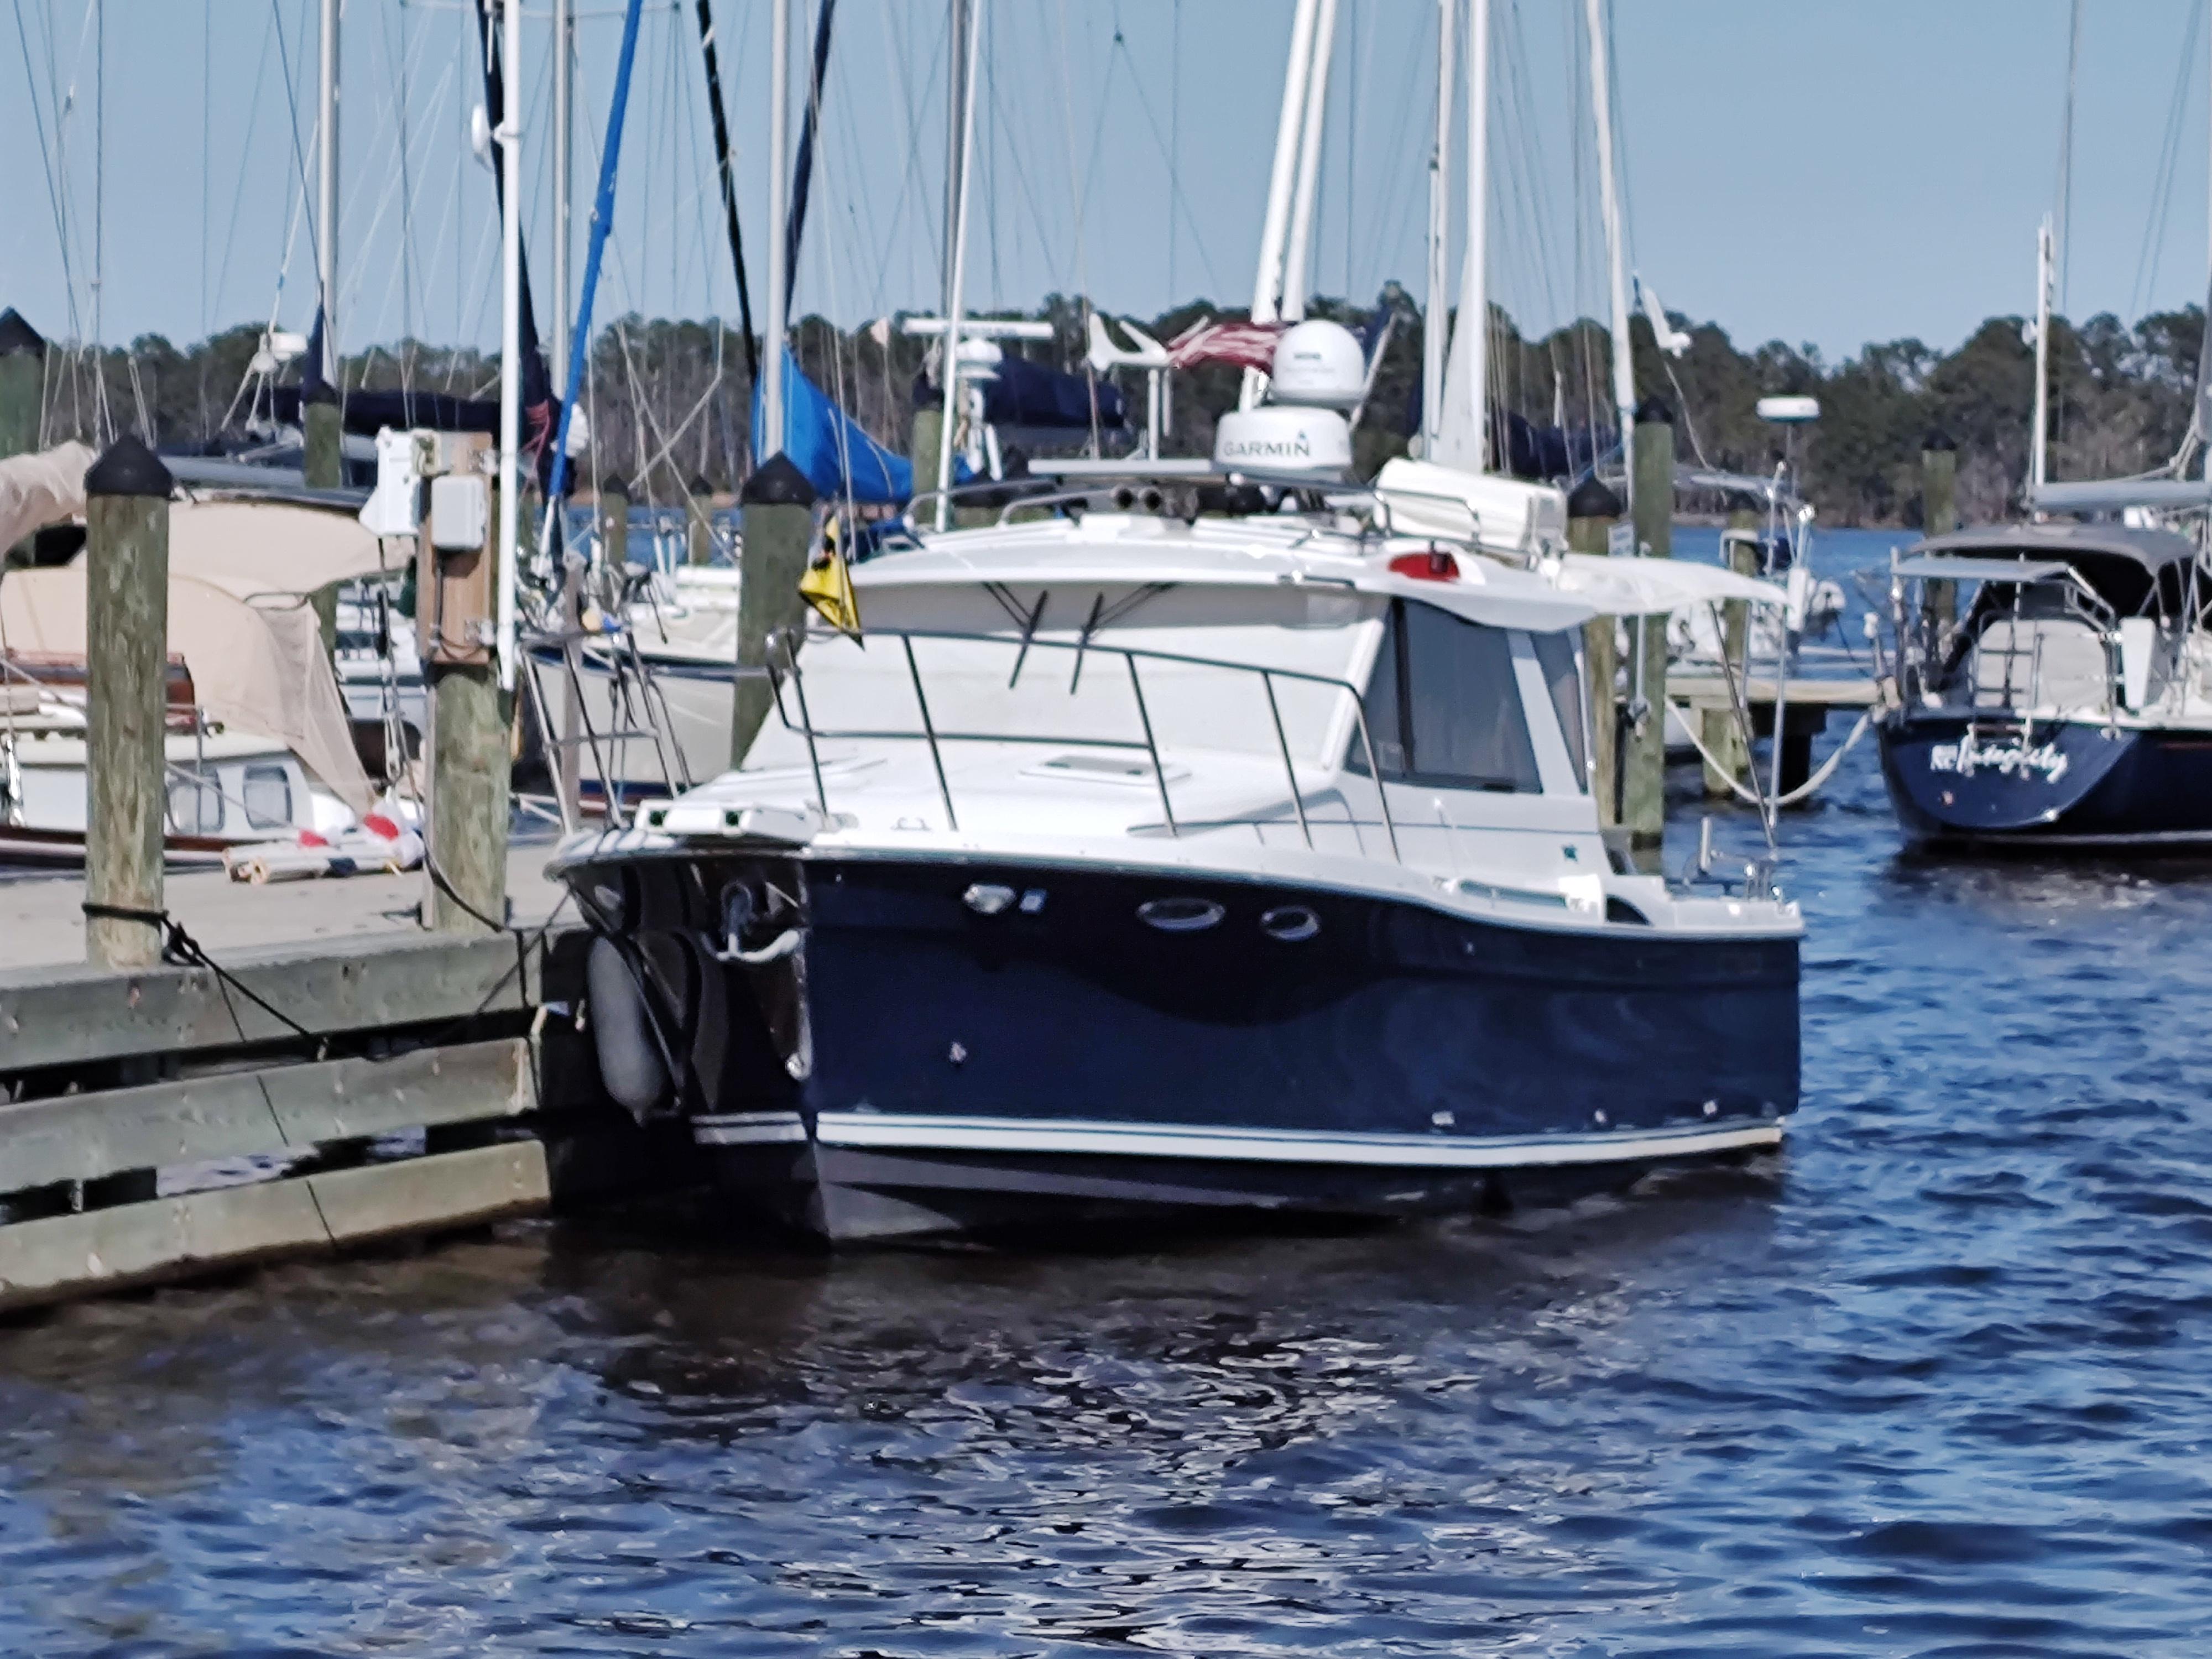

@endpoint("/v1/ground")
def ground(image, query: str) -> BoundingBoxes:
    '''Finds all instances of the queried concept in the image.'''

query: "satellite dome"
[1269,320,1365,409]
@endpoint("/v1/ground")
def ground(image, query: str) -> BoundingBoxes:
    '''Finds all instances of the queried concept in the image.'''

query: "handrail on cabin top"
[761,623,1401,863]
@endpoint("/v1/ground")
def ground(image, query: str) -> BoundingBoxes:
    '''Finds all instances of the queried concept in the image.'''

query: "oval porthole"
[1260,905,1320,942]
[1138,896,1225,933]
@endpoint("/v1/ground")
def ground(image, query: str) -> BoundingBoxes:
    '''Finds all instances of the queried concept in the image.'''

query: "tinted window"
[1403,603,1541,791]
[1349,602,1541,792]
[1531,629,1588,790]
[1352,611,1407,775]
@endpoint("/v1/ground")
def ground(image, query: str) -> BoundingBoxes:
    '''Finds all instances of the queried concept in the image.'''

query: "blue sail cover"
[754,347,913,503]
[982,354,1124,429]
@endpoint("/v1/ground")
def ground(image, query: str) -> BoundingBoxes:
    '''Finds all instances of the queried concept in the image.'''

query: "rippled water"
[9,530,2212,1654]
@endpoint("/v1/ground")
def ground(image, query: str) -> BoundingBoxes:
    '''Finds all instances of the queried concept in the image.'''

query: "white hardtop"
[860,512,1596,635]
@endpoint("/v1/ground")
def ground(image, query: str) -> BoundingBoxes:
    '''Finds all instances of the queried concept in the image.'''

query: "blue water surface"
[4,529,2212,1656]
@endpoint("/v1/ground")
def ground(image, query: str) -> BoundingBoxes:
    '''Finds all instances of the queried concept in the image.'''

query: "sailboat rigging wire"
[12,0,82,346]
[687,0,760,385]
[784,0,839,291]
[541,0,649,538]
[2128,0,2203,320]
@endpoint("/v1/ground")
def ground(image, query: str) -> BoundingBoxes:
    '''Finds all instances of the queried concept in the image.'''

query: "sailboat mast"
[552,0,572,393]
[933,0,985,530]
[1462,0,1488,467]
[2031,215,2053,495]
[940,0,971,320]
[495,0,524,687]
[1583,0,1635,512]
[1421,0,1455,450]
[1243,0,1322,409]
[763,0,791,454]
[1280,0,1340,324]
[317,0,339,380]
[1433,0,1489,472]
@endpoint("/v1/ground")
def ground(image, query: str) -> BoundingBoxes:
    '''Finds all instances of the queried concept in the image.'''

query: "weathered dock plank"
[0,844,567,976]
[0,1036,531,1193]
[0,1140,550,1312]
[0,932,551,1072]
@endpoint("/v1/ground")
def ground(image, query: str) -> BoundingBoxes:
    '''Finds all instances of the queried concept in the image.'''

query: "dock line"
[1666,704,1874,809]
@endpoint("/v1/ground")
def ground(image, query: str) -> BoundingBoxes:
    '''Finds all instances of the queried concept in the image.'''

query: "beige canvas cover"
[166,497,407,593]
[0,566,374,815]
[0,442,96,551]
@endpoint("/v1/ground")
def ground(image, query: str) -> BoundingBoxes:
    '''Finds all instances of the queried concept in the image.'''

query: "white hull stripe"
[810,1112,1782,1168]
[694,1112,808,1146]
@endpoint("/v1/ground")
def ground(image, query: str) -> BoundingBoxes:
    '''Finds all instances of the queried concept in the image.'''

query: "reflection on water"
[7,530,2212,1652]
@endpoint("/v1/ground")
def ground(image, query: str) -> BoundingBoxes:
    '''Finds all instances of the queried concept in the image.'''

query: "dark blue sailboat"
[1877,523,2212,848]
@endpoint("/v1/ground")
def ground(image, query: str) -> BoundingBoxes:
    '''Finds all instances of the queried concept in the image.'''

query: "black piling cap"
[1633,395,1674,428]
[1566,475,1624,520]
[84,435,174,500]
[742,452,819,508]
[1922,429,1957,454]
[688,475,716,499]
[597,474,631,502]
[0,308,45,359]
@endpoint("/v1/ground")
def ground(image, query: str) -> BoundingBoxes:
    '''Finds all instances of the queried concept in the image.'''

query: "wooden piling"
[597,476,631,571]
[910,406,944,516]
[1623,400,1674,860]
[83,437,174,970]
[1702,506,1758,797]
[688,477,716,566]
[733,454,818,767]
[0,309,46,564]
[424,476,510,935]
[303,396,346,651]
[1921,432,1958,637]
[0,308,44,461]
[1567,476,1624,826]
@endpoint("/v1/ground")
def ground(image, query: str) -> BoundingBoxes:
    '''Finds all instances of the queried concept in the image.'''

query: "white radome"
[1269,320,1366,409]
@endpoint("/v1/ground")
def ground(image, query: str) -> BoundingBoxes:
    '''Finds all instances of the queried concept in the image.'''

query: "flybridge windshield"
[753,582,1374,770]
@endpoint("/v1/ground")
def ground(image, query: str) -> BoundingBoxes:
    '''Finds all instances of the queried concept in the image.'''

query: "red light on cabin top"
[1389,549,1459,581]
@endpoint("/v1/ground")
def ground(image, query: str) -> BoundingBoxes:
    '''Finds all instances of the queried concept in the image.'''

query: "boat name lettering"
[1928,732,2069,783]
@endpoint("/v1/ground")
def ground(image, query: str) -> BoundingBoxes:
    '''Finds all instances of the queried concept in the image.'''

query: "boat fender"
[587,936,670,1122]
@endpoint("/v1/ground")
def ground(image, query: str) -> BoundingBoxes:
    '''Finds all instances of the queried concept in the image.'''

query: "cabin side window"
[1348,599,1542,792]
[1530,630,1588,790]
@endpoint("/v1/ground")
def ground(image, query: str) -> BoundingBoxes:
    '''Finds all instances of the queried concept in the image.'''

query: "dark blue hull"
[567,849,1799,1240]
[1880,712,2212,847]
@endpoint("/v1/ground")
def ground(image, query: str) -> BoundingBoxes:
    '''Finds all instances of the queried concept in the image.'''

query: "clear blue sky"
[3,0,2206,365]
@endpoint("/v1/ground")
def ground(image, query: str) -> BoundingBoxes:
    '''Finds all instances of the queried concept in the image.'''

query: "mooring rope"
[1665,704,1875,810]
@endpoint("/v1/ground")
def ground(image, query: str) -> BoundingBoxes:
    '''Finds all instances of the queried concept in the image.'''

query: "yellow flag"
[799,517,861,636]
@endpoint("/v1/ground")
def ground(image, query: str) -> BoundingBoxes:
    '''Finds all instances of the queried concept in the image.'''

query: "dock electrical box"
[416,435,496,666]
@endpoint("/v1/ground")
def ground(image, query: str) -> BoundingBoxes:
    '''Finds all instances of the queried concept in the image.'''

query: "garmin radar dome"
[1210,319,1362,483]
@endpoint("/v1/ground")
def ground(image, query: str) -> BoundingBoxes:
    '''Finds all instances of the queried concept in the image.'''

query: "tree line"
[28,292,2207,529]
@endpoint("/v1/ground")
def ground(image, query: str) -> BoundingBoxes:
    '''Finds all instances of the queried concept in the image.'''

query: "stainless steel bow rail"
[762,624,1403,862]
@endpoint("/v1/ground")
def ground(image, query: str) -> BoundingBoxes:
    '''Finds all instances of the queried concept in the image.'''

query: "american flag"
[1167,317,1285,372]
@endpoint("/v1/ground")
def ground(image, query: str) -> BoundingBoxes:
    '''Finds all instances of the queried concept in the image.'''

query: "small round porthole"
[1260,905,1320,942]
[1138,896,1225,933]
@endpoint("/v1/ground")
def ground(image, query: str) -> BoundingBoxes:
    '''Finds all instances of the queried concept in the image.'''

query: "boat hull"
[566,848,1799,1242]
[1879,712,2212,846]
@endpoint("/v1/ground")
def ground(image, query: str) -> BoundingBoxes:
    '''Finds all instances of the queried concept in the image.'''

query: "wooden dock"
[1667,674,1884,715]
[0,844,649,1316]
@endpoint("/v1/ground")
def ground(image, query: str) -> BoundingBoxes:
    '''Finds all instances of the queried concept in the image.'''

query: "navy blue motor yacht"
[1878,523,2210,848]
[551,507,1802,1242]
